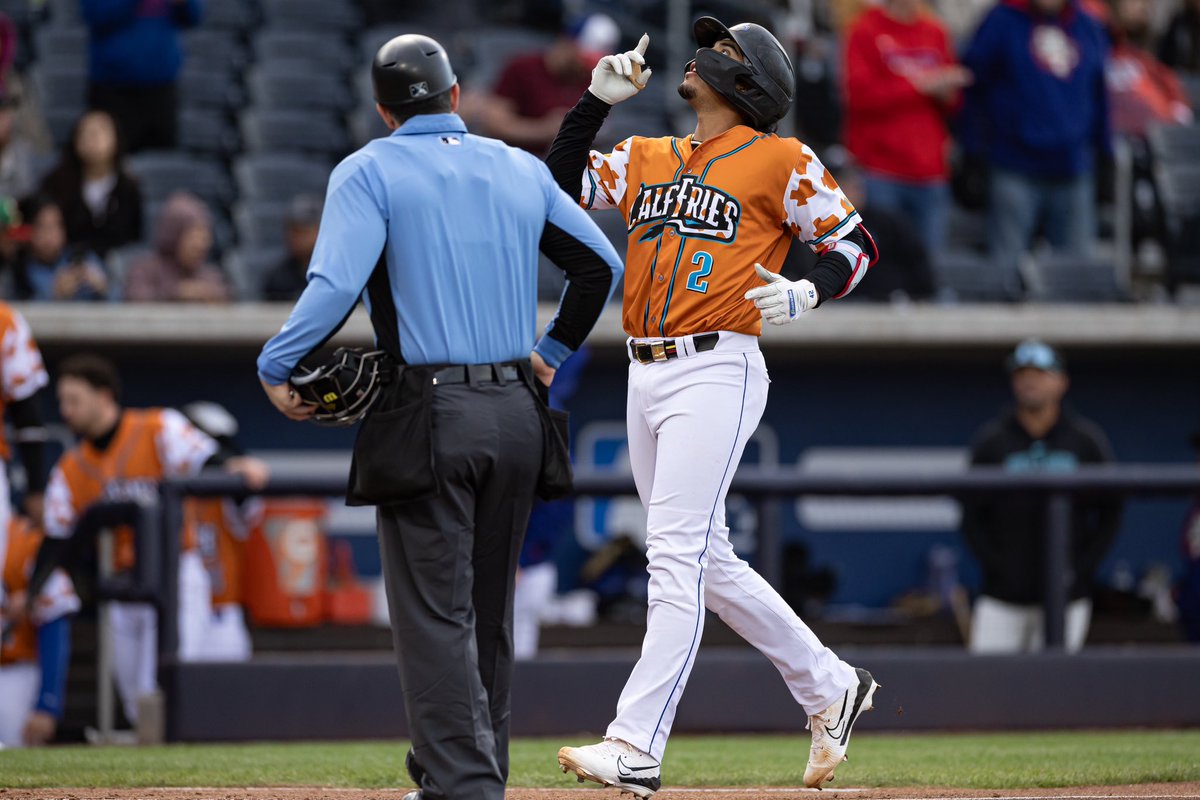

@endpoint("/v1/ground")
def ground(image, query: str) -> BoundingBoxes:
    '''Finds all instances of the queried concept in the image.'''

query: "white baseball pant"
[605,332,857,760]
[0,661,39,748]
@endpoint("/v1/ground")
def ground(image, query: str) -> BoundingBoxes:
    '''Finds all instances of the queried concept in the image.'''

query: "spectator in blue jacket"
[82,0,203,152]
[960,0,1112,300]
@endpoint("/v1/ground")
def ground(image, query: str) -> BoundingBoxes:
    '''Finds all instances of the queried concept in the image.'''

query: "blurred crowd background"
[0,0,1196,304]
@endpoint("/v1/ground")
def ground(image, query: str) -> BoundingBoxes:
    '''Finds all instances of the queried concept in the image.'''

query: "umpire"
[257,35,623,800]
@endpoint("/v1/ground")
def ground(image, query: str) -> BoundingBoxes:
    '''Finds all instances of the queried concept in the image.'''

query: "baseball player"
[36,355,268,724]
[0,301,51,616]
[1,514,79,748]
[550,20,880,796]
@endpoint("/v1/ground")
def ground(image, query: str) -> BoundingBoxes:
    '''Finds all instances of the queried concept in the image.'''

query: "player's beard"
[677,81,697,101]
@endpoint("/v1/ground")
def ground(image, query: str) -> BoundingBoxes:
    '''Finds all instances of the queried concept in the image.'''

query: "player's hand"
[260,379,317,422]
[22,711,56,746]
[23,492,45,528]
[530,351,556,388]
[744,263,818,325]
[225,455,270,491]
[588,34,652,105]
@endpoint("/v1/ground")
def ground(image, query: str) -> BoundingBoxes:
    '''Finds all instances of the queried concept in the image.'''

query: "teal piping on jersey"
[809,210,860,247]
[642,139,687,335]
[584,169,599,209]
[658,135,762,336]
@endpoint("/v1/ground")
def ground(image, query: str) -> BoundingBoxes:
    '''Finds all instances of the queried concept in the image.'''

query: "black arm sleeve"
[545,91,612,198]
[539,222,615,353]
[26,536,71,607]
[9,392,48,494]
[802,225,875,307]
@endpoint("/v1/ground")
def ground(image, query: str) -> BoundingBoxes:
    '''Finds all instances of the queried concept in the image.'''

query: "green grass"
[2,731,1199,789]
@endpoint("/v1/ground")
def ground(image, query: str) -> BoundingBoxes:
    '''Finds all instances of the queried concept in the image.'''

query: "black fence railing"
[73,464,1200,726]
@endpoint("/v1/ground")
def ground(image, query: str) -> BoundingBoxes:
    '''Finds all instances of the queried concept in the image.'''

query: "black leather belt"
[630,332,719,364]
[432,364,520,385]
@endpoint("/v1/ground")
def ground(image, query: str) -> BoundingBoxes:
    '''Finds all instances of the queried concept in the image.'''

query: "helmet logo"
[409,81,429,98]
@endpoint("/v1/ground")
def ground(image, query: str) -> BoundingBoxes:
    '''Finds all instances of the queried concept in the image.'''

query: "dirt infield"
[4,784,1200,800]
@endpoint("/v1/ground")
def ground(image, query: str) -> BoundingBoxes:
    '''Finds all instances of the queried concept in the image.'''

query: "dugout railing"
[74,464,1200,739]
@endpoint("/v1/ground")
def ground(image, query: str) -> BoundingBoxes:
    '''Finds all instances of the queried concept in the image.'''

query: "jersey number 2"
[686,251,713,294]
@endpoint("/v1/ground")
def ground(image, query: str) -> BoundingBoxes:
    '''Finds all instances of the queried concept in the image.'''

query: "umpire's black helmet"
[689,17,793,132]
[372,34,457,106]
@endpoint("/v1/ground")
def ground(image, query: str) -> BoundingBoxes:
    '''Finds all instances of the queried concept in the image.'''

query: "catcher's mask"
[686,17,794,132]
[290,348,393,427]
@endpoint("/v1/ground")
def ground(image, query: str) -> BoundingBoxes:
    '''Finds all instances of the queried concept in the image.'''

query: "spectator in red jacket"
[843,0,971,263]
[1106,0,1193,138]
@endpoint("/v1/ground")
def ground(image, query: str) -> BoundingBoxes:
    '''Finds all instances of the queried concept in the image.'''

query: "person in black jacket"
[961,339,1121,653]
[39,110,143,261]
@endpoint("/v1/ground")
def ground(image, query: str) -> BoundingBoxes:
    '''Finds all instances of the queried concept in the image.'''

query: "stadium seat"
[254,30,355,73]
[1158,162,1200,291]
[349,103,390,148]
[228,245,288,300]
[33,25,88,71]
[946,205,989,254]
[182,29,250,72]
[247,64,357,113]
[260,0,363,33]
[204,0,260,32]
[179,65,245,111]
[178,108,241,157]
[240,109,350,157]
[460,27,555,90]
[233,201,289,249]
[233,153,332,202]
[30,66,87,113]
[933,250,1013,302]
[43,107,80,149]
[1029,251,1128,303]
[1148,124,1200,167]
[126,151,235,207]
[46,0,81,24]
[359,24,465,65]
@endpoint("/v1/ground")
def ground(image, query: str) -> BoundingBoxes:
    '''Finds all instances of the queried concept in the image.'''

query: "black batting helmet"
[689,17,794,132]
[372,34,457,106]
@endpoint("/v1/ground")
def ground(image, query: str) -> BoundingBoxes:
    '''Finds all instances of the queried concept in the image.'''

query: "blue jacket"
[960,0,1112,178]
[83,0,202,86]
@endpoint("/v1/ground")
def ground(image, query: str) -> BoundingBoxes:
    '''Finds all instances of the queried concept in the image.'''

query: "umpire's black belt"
[629,332,719,364]
[431,363,520,385]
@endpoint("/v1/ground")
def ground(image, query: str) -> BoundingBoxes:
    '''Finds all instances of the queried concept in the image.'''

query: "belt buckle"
[650,341,668,362]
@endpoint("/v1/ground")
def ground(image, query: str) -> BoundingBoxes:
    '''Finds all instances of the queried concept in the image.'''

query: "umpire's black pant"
[376,376,542,800]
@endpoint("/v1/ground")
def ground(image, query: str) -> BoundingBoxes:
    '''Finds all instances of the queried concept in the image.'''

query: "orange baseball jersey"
[2,517,79,665]
[0,302,50,461]
[579,126,866,338]
[44,408,218,572]
[186,497,262,607]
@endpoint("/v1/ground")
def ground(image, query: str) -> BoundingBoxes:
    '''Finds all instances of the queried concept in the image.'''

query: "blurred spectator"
[478,13,618,154]
[260,194,322,303]
[82,0,202,152]
[124,191,229,303]
[1107,0,1194,137]
[1159,0,1200,73]
[843,0,970,262]
[0,85,36,202]
[0,515,79,748]
[39,110,143,259]
[12,196,109,301]
[960,0,1112,300]
[961,340,1121,654]
[1179,427,1200,643]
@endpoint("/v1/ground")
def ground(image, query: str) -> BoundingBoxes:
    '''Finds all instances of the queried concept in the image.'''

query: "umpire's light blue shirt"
[258,113,622,384]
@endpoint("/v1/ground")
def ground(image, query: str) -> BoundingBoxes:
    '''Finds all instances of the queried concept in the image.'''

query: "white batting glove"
[588,34,652,105]
[744,263,818,325]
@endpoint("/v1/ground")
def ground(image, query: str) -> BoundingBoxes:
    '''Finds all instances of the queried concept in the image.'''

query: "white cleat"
[803,667,880,789]
[557,737,662,798]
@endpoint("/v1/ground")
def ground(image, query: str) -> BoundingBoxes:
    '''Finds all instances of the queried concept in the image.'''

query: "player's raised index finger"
[635,34,649,57]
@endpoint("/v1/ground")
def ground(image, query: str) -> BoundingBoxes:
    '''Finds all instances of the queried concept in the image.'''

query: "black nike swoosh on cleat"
[830,670,875,746]
[617,756,659,776]
[822,693,851,740]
